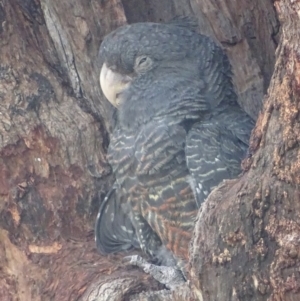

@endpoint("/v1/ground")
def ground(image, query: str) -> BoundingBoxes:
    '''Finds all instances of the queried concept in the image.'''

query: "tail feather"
[95,184,139,254]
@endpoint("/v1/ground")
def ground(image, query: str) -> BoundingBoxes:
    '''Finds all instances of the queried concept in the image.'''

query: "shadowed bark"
[1,0,298,300]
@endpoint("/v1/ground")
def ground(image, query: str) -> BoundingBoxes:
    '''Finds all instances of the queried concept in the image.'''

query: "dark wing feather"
[130,120,197,261]
[95,183,139,254]
[186,108,254,206]
[97,120,197,262]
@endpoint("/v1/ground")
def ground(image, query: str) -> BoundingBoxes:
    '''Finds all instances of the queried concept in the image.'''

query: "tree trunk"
[0,0,298,300]
[190,1,300,300]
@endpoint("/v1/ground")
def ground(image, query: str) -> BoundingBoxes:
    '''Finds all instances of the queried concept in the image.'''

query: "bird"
[95,17,254,274]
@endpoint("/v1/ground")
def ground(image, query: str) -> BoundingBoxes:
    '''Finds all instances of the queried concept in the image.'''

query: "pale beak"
[100,63,132,108]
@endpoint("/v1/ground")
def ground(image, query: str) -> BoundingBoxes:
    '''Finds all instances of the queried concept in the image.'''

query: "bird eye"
[134,55,153,73]
[138,56,147,66]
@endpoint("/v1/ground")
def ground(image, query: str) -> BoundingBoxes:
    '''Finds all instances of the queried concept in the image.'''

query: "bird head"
[99,19,231,128]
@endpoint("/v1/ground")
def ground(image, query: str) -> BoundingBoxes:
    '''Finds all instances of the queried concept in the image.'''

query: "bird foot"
[123,255,186,290]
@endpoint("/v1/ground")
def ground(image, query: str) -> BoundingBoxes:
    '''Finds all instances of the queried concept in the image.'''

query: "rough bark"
[190,1,300,300]
[0,1,161,300]
[1,0,297,300]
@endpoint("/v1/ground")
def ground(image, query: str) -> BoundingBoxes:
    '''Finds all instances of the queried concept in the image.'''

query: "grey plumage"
[95,18,254,265]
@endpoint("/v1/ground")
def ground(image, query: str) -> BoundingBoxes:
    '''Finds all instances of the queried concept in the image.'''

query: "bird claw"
[123,255,146,267]
[123,255,185,290]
